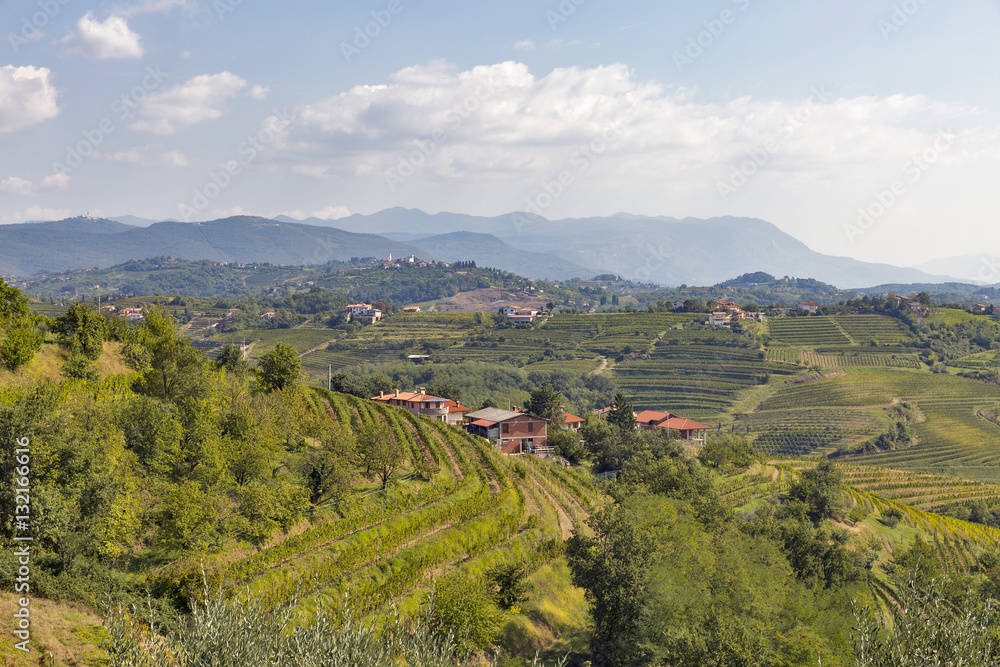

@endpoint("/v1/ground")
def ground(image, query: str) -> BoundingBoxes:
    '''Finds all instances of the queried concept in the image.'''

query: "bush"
[881,506,903,529]
[427,572,505,654]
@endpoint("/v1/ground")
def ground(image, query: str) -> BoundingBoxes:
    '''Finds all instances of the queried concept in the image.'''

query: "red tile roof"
[666,417,708,431]
[634,410,672,425]
[471,419,497,427]
[563,413,584,424]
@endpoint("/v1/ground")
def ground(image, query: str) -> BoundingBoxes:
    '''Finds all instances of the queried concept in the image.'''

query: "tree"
[302,423,356,504]
[138,335,211,403]
[0,278,30,322]
[216,342,248,376]
[357,422,404,490]
[0,319,43,371]
[787,460,844,523]
[606,391,635,432]
[427,572,505,654]
[486,563,530,611]
[55,303,106,360]
[256,342,301,392]
[549,428,587,464]
[567,504,655,667]
[525,379,564,426]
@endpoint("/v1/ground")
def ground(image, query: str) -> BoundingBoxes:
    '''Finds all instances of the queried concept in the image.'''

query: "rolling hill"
[291,208,962,288]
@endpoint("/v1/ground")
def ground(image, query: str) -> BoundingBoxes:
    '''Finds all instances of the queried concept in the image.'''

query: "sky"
[1,0,999,269]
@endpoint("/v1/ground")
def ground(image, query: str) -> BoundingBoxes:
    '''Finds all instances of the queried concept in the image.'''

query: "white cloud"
[271,60,1000,264]
[41,173,72,189]
[0,65,60,133]
[282,61,989,193]
[513,39,535,52]
[60,12,144,59]
[100,144,191,167]
[129,72,248,135]
[312,206,351,220]
[247,85,270,101]
[0,177,36,196]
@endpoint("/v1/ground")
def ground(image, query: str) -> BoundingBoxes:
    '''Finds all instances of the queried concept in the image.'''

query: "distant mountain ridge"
[0,216,425,276]
[0,215,595,281]
[3,209,973,288]
[295,209,961,288]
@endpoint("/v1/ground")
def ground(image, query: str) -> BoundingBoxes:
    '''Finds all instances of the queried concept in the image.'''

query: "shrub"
[882,506,903,529]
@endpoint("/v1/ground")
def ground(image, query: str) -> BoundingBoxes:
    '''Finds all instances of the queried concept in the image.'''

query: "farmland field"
[755,368,1000,478]
[766,316,851,346]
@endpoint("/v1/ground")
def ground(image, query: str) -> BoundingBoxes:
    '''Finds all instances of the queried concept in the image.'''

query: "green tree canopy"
[0,278,30,322]
[606,391,635,432]
[256,342,301,392]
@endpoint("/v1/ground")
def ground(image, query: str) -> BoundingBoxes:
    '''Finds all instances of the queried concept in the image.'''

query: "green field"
[755,368,1000,478]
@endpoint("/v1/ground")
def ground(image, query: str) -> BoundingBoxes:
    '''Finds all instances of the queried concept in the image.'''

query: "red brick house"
[464,407,548,455]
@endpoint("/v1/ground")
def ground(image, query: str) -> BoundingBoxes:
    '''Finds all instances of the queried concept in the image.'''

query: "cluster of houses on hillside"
[345,303,383,323]
[706,300,766,327]
[369,387,707,458]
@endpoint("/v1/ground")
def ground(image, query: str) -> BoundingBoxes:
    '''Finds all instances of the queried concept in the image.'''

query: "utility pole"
[328,364,332,392]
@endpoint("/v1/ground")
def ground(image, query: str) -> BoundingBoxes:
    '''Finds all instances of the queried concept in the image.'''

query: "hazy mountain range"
[1,209,988,290]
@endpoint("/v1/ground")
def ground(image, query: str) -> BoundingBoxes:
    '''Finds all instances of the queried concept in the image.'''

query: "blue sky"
[1,0,998,268]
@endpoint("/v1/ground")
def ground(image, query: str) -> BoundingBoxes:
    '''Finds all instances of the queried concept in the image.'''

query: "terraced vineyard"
[798,350,921,369]
[756,368,1000,478]
[735,408,885,456]
[717,463,1000,590]
[838,464,1000,513]
[213,387,601,622]
[767,316,851,346]
[611,329,800,418]
[834,314,915,345]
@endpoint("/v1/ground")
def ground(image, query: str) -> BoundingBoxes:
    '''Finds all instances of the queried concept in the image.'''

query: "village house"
[119,307,144,321]
[798,301,820,314]
[562,411,584,431]
[634,410,708,444]
[402,306,422,313]
[371,388,470,425]
[464,407,548,455]
[345,303,382,323]
[709,311,730,327]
